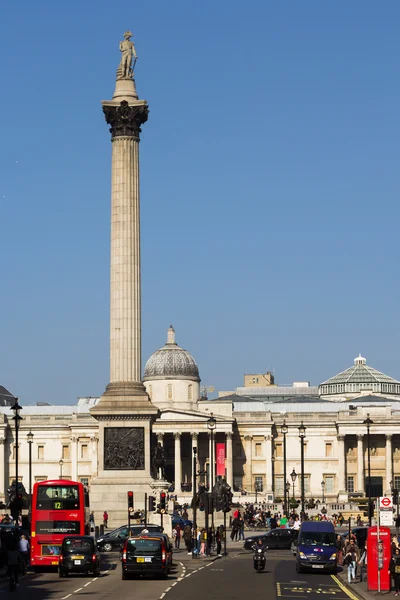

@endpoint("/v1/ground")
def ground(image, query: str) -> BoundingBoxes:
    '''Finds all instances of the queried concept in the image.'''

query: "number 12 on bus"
[31,479,90,567]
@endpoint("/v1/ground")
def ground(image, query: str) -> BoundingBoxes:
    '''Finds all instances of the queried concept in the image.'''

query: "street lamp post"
[59,459,64,479]
[281,420,288,515]
[286,481,291,512]
[11,399,23,521]
[255,480,259,504]
[298,422,306,518]
[27,430,34,512]
[207,414,217,529]
[290,468,297,512]
[363,414,373,526]
[192,447,197,559]
[321,479,326,504]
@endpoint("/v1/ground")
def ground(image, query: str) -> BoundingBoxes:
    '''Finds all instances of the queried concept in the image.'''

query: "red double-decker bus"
[31,479,90,568]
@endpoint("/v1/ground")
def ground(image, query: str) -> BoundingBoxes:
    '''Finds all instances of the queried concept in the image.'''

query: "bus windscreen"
[36,485,80,510]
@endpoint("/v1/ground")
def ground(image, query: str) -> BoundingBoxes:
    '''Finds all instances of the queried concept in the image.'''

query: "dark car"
[97,524,162,552]
[171,513,192,529]
[341,527,368,550]
[121,535,171,579]
[59,536,100,577]
[243,528,298,551]
[119,531,173,564]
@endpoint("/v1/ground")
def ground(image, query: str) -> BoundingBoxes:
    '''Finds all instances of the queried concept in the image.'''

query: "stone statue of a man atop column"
[117,30,138,79]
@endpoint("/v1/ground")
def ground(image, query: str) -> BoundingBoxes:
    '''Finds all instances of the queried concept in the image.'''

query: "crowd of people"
[172,523,225,556]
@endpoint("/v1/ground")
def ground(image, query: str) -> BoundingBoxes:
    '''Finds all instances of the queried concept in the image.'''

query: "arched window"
[167,384,173,400]
[188,384,193,400]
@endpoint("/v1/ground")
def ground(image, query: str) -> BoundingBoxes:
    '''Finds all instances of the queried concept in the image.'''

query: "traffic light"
[160,492,166,513]
[148,496,156,512]
[127,491,134,511]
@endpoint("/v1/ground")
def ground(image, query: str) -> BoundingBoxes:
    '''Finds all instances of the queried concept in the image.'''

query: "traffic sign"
[379,496,393,509]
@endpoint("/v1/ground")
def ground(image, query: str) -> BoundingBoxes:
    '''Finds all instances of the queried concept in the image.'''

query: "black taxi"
[59,536,101,577]
[121,535,172,579]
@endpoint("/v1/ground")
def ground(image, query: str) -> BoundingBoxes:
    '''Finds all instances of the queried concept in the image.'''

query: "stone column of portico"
[157,433,164,445]
[245,436,253,490]
[265,435,273,492]
[337,435,346,492]
[174,433,182,493]
[386,434,393,491]
[357,435,364,492]
[226,432,233,487]
[91,436,98,477]
[0,438,5,499]
[71,436,78,481]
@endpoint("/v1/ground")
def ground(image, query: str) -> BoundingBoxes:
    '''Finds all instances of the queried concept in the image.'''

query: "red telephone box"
[367,526,391,591]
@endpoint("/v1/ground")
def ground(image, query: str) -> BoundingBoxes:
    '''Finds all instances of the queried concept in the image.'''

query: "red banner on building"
[216,443,226,477]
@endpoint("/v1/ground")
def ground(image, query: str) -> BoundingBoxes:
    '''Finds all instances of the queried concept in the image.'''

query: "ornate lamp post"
[254,479,260,504]
[281,420,288,514]
[207,414,217,528]
[27,430,34,511]
[298,422,306,517]
[59,459,64,479]
[321,479,326,504]
[363,414,373,526]
[11,399,23,521]
[290,468,297,510]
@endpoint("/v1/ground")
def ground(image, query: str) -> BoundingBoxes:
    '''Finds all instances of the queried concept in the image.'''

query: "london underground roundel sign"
[379,496,393,509]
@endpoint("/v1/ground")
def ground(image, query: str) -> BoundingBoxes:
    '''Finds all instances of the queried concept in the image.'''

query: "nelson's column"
[90,31,158,520]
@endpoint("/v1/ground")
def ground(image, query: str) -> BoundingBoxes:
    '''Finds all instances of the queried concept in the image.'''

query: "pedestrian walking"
[358,542,367,583]
[174,524,181,549]
[238,517,245,541]
[183,524,192,554]
[336,534,344,565]
[389,547,400,595]
[216,526,222,556]
[18,535,30,570]
[103,511,108,528]
[344,541,359,583]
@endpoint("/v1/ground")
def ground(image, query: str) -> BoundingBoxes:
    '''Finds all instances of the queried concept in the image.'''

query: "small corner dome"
[143,326,200,382]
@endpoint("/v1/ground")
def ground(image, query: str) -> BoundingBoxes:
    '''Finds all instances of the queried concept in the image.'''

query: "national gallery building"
[1,327,400,509]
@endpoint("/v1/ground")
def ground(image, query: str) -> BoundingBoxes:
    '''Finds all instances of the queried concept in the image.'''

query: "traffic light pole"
[144,493,147,527]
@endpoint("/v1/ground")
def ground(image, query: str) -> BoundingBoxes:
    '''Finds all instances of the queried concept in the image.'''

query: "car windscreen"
[299,532,336,546]
[36,521,81,534]
[126,539,161,552]
[63,539,93,553]
[36,485,80,510]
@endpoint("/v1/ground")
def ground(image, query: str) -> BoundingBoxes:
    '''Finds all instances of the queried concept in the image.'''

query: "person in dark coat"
[389,547,400,595]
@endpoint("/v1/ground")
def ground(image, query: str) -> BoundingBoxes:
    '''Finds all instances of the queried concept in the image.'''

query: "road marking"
[92,577,98,581]
[62,596,72,599]
[160,594,166,599]
[277,582,282,597]
[171,582,177,586]
[73,589,83,593]
[165,587,171,592]
[84,582,91,587]
[331,575,359,600]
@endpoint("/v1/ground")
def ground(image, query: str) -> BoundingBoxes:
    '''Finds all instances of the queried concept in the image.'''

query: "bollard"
[95,525,100,538]
[100,524,104,535]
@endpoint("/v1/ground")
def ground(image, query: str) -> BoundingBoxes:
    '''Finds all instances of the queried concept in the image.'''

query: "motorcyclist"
[252,538,267,568]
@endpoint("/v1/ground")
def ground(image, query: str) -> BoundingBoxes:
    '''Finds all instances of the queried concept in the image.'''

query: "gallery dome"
[143,326,200,382]
[319,355,400,397]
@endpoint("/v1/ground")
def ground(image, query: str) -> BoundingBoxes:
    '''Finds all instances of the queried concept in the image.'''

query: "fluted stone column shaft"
[110,136,141,384]
[357,435,364,492]
[226,433,233,487]
[0,438,5,498]
[174,434,182,493]
[91,436,98,477]
[386,434,393,490]
[337,436,346,492]
[71,436,78,481]
[245,436,253,489]
[265,435,272,492]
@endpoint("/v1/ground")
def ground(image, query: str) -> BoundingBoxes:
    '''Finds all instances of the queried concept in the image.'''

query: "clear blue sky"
[1,1,399,405]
